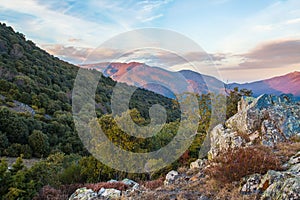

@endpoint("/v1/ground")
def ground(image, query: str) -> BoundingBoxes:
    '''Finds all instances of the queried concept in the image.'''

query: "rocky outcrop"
[68,188,98,200]
[68,178,138,200]
[208,94,300,159]
[241,151,300,200]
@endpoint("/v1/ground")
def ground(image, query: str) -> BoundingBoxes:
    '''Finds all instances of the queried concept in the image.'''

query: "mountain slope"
[81,62,300,99]
[0,22,180,158]
[81,62,225,97]
[228,71,300,98]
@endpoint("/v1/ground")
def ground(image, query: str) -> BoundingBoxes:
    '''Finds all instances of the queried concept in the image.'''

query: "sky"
[0,0,300,83]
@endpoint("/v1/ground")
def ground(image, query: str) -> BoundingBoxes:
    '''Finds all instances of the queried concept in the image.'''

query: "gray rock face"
[164,170,179,186]
[101,188,121,199]
[208,94,300,159]
[240,174,262,195]
[190,159,207,170]
[68,188,98,200]
[260,171,300,200]
[240,151,300,200]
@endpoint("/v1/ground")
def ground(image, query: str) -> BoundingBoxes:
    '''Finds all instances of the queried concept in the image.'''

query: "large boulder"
[164,170,179,186]
[68,187,98,200]
[101,188,121,199]
[260,171,300,200]
[240,151,300,199]
[208,94,300,159]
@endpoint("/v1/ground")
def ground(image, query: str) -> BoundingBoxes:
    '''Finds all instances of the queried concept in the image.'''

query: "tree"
[0,131,9,155]
[28,130,49,158]
[226,87,252,118]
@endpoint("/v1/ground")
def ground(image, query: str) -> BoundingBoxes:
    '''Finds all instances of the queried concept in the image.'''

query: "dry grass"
[85,182,128,192]
[274,141,300,163]
[141,177,164,190]
[213,183,257,200]
[205,145,282,183]
[235,131,251,143]
[177,166,189,174]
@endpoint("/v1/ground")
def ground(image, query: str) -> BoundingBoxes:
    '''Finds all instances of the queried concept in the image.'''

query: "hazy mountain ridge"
[81,62,225,97]
[228,71,300,98]
[81,62,300,99]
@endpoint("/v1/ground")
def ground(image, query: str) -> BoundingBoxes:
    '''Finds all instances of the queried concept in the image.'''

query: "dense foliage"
[0,22,180,158]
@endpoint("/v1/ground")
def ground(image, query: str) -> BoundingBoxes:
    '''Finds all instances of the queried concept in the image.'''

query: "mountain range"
[81,62,300,99]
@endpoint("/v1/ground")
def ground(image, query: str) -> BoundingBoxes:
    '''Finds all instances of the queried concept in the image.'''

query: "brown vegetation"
[141,177,164,190]
[205,145,282,183]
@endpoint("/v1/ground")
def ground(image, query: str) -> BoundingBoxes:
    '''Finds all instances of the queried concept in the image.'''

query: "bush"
[205,146,282,183]
[141,177,164,190]
[33,185,69,200]
[59,164,83,184]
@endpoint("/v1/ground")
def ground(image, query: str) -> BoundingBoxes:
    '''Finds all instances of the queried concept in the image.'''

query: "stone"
[258,170,286,191]
[68,187,97,200]
[164,170,179,185]
[101,188,121,199]
[240,174,262,195]
[107,179,118,183]
[98,187,106,196]
[288,163,300,176]
[208,94,300,159]
[190,159,207,170]
[254,153,300,200]
[122,178,139,187]
[261,176,300,200]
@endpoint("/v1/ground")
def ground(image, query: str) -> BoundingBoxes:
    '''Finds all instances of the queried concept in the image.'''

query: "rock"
[101,188,121,199]
[208,124,247,159]
[98,187,106,196]
[190,159,207,170]
[164,170,179,185]
[68,187,98,200]
[287,151,300,166]
[240,174,262,195]
[252,152,300,200]
[282,151,300,176]
[208,94,300,159]
[198,195,211,200]
[261,176,300,200]
[288,163,300,176]
[258,170,286,191]
[122,178,139,188]
[107,179,118,183]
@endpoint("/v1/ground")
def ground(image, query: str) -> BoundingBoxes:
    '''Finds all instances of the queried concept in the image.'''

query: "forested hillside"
[0,22,181,158]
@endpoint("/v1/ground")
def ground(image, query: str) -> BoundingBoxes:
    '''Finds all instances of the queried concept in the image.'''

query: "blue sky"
[0,0,300,82]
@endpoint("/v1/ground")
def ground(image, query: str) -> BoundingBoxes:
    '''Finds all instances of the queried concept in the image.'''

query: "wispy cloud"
[141,14,164,22]
[285,18,300,25]
[220,0,300,53]
[43,44,125,64]
[217,39,300,83]
[0,0,172,48]
[0,0,121,48]
[238,39,300,69]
